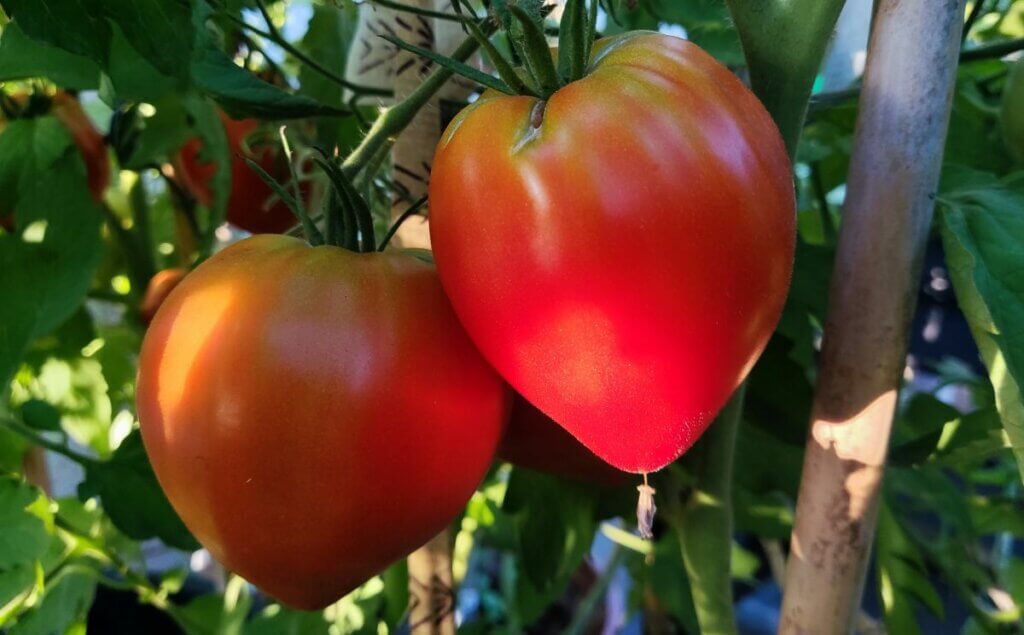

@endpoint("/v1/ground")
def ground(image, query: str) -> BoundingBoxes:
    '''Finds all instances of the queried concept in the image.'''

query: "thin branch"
[563,548,627,635]
[960,36,1024,61]
[0,416,99,467]
[962,0,987,44]
[810,162,836,244]
[378,195,428,251]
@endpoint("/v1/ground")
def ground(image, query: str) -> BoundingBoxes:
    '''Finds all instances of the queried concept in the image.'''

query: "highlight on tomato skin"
[429,31,796,474]
[135,234,509,610]
[176,112,307,235]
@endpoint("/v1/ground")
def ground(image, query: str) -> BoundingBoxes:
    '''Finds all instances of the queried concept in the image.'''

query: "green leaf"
[875,500,943,634]
[79,431,198,551]
[0,118,104,387]
[0,22,101,89]
[380,34,515,96]
[105,24,179,102]
[625,531,699,632]
[19,400,61,432]
[191,46,350,119]
[938,169,1024,483]
[967,495,1024,536]
[121,98,194,170]
[297,2,358,106]
[102,0,193,84]
[189,1,348,120]
[0,477,49,570]
[14,358,112,456]
[502,468,597,624]
[889,393,961,466]
[0,1,110,64]
[9,569,96,635]
[245,604,331,635]
[557,0,587,83]
[182,94,230,242]
[508,6,561,98]
[0,565,36,623]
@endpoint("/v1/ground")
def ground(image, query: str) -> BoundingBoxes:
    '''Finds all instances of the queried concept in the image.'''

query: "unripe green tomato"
[1001,57,1024,163]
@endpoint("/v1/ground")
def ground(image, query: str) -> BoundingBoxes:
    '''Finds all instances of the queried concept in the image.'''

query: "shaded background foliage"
[0,0,1022,633]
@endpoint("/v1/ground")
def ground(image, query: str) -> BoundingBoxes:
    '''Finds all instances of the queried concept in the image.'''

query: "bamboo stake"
[779,1,965,631]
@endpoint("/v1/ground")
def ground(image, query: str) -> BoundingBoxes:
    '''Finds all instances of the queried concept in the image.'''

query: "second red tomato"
[429,33,795,473]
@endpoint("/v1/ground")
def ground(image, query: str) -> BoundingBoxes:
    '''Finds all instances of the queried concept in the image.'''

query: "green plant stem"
[0,416,99,467]
[342,29,487,176]
[128,179,157,281]
[101,203,153,299]
[810,162,836,244]
[563,547,627,635]
[960,36,1024,61]
[961,0,987,44]
[726,0,847,158]
[671,385,745,635]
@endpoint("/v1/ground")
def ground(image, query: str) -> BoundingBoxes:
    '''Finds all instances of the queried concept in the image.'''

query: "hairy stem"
[342,30,486,176]
[726,0,847,158]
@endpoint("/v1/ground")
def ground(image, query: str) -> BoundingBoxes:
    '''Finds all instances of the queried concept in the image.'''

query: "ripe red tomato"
[500,394,629,486]
[0,92,108,230]
[177,113,304,234]
[429,32,795,473]
[140,268,187,325]
[136,235,508,609]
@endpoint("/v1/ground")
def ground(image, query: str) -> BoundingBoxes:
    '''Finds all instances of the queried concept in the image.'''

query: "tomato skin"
[177,114,303,234]
[140,268,187,325]
[136,235,508,609]
[429,33,795,473]
[500,394,629,486]
[1002,58,1024,163]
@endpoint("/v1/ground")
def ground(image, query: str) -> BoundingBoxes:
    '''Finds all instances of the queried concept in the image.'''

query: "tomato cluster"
[137,31,793,609]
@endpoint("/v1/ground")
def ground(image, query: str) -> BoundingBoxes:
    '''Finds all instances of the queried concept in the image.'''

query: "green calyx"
[250,131,425,253]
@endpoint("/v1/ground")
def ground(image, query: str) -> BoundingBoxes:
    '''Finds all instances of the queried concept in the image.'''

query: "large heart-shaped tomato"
[429,32,795,473]
[137,235,508,608]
